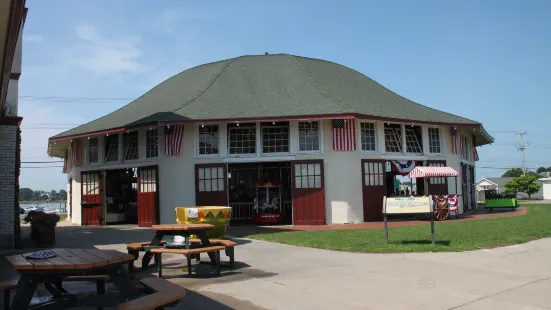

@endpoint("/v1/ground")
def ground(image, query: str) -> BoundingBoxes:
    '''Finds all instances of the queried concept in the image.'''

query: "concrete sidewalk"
[2,225,550,309]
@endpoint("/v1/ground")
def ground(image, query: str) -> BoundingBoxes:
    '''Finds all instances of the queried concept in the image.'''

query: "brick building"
[0,0,27,248]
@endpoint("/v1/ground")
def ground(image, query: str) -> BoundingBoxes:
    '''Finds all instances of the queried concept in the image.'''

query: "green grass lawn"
[244,204,551,253]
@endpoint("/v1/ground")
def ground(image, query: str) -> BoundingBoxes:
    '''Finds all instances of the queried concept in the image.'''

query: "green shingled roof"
[50,54,487,140]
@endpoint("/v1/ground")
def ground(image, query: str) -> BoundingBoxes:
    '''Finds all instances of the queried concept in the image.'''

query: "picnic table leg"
[197,231,216,264]
[108,265,140,301]
[9,275,37,310]
[142,231,164,269]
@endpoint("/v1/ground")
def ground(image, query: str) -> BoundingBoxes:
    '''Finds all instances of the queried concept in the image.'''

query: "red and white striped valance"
[408,166,459,178]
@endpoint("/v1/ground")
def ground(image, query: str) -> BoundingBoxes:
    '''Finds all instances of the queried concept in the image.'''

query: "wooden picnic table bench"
[4,248,138,310]
[119,276,186,310]
[149,245,226,277]
[127,238,237,271]
[140,224,216,270]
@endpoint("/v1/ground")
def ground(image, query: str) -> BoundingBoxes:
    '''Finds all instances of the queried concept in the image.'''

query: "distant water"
[21,202,66,213]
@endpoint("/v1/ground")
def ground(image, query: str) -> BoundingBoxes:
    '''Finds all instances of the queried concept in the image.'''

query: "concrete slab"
[2,225,551,309]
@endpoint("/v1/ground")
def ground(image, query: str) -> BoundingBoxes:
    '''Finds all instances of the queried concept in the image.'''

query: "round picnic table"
[5,248,138,310]
[141,224,216,269]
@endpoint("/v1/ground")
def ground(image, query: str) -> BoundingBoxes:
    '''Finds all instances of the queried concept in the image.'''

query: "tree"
[547,167,551,172]
[502,168,524,177]
[504,175,541,199]
[537,167,547,174]
[19,188,33,201]
[57,189,67,200]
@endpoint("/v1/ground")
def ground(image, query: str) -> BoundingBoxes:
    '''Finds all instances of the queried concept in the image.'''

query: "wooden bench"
[128,238,237,271]
[149,246,226,277]
[1,275,109,310]
[119,276,185,310]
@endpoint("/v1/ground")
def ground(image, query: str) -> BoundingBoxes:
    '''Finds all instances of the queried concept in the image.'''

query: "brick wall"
[0,124,17,248]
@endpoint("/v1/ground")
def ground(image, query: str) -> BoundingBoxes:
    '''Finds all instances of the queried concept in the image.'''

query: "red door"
[81,171,102,226]
[426,160,448,195]
[291,160,325,225]
[138,166,159,227]
[195,164,228,206]
[362,160,386,221]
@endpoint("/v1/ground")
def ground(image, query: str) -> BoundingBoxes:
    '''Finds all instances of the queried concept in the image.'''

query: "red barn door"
[361,160,386,221]
[426,160,448,195]
[81,171,102,226]
[195,164,228,206]
[138,166,159,227]
[291,160,325,225]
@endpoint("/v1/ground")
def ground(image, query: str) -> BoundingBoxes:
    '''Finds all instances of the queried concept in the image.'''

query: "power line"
[21,166,64,169]
[21,161,63,164]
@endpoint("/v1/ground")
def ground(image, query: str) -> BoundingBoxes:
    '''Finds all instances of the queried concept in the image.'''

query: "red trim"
[0,0,26,125]
[48,113,482,143]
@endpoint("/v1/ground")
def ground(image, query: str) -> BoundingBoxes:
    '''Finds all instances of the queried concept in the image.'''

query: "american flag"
[473,146,479,161]
[164,124,184,156]
[71,140,79,167]
[451,127,462,155]
[332,119,356,151]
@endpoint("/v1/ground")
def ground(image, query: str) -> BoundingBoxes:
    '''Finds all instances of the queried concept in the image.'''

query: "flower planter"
[24,211,60,247]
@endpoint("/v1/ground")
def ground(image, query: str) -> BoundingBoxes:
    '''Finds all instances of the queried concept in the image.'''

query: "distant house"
[476,177,544,201]
[538,178,551,200]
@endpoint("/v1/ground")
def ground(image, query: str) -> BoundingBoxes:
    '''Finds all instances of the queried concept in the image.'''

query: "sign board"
[383,196,433,215]
[382,196,436,245]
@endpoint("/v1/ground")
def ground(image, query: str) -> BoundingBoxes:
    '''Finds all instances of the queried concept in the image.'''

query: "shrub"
[23,210,60,226]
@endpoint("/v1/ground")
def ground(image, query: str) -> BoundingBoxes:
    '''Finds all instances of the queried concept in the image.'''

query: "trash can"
[175,206,231,239]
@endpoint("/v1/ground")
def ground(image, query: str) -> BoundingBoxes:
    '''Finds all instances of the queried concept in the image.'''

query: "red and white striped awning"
[408,166,459,178]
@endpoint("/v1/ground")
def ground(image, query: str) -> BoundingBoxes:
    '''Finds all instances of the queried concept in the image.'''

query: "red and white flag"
[332,119,356,151]
[164,124,184,156]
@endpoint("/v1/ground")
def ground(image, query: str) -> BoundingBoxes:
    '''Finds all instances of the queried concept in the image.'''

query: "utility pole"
[516,131,527,176]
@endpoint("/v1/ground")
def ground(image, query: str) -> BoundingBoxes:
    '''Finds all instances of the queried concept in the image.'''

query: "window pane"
[218,167,223,179]
[295,165,302,176]
[123,131,139,161]
[314,176,322,188]
[302,177,308,188]
[295,177,302,188]
[261,121,290,153]
[314,163,321,175]
[205,179,212,191]
[298,121,320,152]
[361,122,376,151]
[198,125,219,155]
[205,168,211,179]
[218,179,224,191]
[104,135,119,162]
[198,168,205,179]
[211,167,217,178]
[301,164,308,176]
[146,129,159,158]
[228,123,256,155]
[199,180,205,191]
[212,179,218,191]
[88,138,98,163]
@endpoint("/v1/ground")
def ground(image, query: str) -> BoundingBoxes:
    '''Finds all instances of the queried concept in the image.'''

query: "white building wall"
[67,119,479,225]
[540,179,551,200]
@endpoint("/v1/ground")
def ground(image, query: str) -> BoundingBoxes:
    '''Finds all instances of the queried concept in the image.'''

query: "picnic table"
[141,223,216,269]
[4,248,138,310]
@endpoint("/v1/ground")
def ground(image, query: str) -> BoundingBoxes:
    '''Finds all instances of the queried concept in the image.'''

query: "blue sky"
[19,0,551,190]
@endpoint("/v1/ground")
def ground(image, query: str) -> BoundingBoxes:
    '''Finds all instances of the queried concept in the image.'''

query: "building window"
[461,136,469,159]
[198,125,219,156]
[261,121,289,154]
[298,121,320,152]
[294,162,322,188]
[384,123,402,153]
[122,131,139,161]
[405,126,423,154]
[428,128,441,154]
[88,138,98,164]
[228,123,256,155]
[146,129,158,158]
[104,134,119,162]
[364,161,384,187]
[198,167,225,192]
[360,122,376,152]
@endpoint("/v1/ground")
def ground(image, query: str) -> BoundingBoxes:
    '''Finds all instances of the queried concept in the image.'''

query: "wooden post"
[384,214,389,242]
[430,211,435,245]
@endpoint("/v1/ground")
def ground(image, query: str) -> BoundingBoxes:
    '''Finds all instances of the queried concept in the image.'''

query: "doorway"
[227,162,294,225]
[104,169,138,225]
